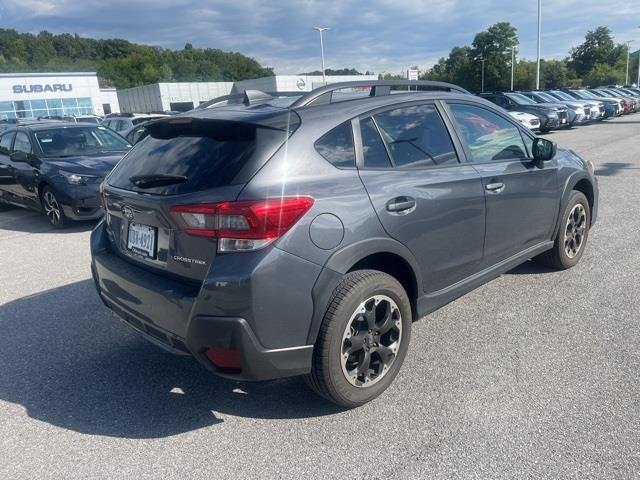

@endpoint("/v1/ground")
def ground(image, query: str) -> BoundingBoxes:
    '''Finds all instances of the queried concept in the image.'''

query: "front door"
[355,102,486,294]
[9,131,40,209]
[445,102,559,265]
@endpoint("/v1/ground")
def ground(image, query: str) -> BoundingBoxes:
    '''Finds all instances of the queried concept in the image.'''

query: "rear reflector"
[206,348,242,372]
[170,197,314,252]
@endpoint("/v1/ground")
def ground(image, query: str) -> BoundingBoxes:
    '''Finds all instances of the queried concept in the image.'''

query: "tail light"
[170,196,314,252]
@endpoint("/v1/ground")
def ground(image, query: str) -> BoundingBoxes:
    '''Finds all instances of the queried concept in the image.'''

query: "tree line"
[0,29,274,88]
[416,24,637,92]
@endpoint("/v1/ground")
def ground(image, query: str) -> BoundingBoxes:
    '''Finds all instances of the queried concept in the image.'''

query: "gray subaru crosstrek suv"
[91,81,598,407]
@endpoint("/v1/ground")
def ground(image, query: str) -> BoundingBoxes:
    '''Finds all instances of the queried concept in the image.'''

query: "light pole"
[536,0,542,89]
[313,27,330,85]
[625,40,634,85]
[509,47,516,90]
[480,58,486,93]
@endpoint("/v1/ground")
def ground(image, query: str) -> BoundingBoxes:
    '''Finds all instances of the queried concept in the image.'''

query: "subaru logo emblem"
[122,205,134,221]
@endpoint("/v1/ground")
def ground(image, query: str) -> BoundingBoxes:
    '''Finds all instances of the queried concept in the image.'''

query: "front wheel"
[536,190,590,269]
[305,270,412,408]
[41,186,68,229]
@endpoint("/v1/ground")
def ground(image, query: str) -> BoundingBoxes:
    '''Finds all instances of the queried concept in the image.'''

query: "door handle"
[485,182,505,193]
[386,196,416,213]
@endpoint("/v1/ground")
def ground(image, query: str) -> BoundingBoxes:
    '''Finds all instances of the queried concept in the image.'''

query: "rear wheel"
[537,190,590,269]
[41,186,67,229]
[305,270,412,408]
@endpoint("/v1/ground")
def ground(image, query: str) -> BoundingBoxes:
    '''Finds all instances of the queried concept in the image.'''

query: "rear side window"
[314,121,355,168]
[372,104,458,168]
[107,113,300,195]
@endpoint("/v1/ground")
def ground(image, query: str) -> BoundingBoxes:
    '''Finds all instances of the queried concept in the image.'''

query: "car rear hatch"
[102,109,301,285]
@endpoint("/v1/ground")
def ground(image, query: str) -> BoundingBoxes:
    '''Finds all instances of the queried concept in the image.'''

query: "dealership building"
[0,72,119,119]
[116,74,377,112]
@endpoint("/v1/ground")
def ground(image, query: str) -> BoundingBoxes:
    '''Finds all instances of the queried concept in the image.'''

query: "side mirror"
[532,138,557,161]
[10,151,29,163]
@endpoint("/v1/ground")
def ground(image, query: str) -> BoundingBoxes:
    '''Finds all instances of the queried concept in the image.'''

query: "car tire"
[41,186,68,229]
[536,190,590,270]
[539,128,550,134]
[305,270,412,408]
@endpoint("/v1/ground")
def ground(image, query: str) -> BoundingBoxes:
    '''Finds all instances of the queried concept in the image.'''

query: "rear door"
[444,101,559,266]
[355,101,486,294]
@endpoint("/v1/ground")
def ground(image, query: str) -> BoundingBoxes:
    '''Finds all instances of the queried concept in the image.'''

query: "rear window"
[107,113,300,195]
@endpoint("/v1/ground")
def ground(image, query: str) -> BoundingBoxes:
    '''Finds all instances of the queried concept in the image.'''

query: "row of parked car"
[482,86,640,133]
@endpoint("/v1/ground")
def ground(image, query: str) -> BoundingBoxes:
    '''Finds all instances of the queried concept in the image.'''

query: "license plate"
[127,223,156,258]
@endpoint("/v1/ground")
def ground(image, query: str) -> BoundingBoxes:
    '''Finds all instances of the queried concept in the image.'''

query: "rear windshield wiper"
[130,174,187,188]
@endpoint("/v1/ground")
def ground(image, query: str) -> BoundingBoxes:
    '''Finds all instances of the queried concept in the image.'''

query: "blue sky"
[2,0,639,74]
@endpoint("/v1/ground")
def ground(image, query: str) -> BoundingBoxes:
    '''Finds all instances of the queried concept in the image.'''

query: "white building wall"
[98,88,120,115]
[158,82,234,110]
[117,84,163,113]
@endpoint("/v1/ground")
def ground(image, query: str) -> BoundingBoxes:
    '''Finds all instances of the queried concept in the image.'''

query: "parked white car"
[509,111,540,131]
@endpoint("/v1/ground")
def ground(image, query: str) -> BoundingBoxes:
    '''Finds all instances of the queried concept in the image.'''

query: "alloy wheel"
[341,295,402,387]
[564,203,587,258]
[43,191,62,225]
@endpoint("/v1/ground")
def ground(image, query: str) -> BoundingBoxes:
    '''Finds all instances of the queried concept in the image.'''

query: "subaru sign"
[12,84,73,94]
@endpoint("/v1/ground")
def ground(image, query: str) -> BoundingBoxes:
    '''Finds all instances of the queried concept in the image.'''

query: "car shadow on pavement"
[595,162,639,177]
[506,260,557,275]
[0,208,97,234]
[0,280,342,439]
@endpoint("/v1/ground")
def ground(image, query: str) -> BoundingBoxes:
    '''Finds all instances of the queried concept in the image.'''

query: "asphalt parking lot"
[1,116,639,479]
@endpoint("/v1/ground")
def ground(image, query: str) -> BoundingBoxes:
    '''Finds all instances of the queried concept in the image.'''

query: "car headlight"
[60,170,101,185]
[575,108,584,115]
[547,111,558,118]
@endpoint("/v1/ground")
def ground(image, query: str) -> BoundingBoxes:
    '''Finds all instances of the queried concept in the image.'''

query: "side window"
[448,104,528,163]
[0,132,15,155]
[372,104,458,169]
[314,122,355,168]
[360,117,392,168]
[13,132,33,155]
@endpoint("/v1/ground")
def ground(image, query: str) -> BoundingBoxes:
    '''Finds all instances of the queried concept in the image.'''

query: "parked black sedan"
[0,121,131,228]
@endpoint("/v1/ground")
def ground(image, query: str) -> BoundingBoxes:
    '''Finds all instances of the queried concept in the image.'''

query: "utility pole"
[625,40,634,85]
[536,0,542,89]
[481,58,486,93]
[312,27,330,85]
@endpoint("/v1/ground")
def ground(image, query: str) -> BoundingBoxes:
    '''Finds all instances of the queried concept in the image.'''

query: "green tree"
[0,28,273,88]
[541,60,568,89]
[569,27,622,77]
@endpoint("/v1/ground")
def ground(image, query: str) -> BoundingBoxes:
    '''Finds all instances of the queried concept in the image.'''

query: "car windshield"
[34,126,131,157]
[505,93,537,105]
[550,91,573,101]
[576,90,598,99]
[535,92,558,103]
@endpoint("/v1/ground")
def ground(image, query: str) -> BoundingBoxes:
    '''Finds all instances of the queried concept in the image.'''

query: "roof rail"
[290,80,470,108]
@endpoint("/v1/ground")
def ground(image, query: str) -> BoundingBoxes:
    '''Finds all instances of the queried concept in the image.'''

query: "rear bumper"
[90,220,318,381]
